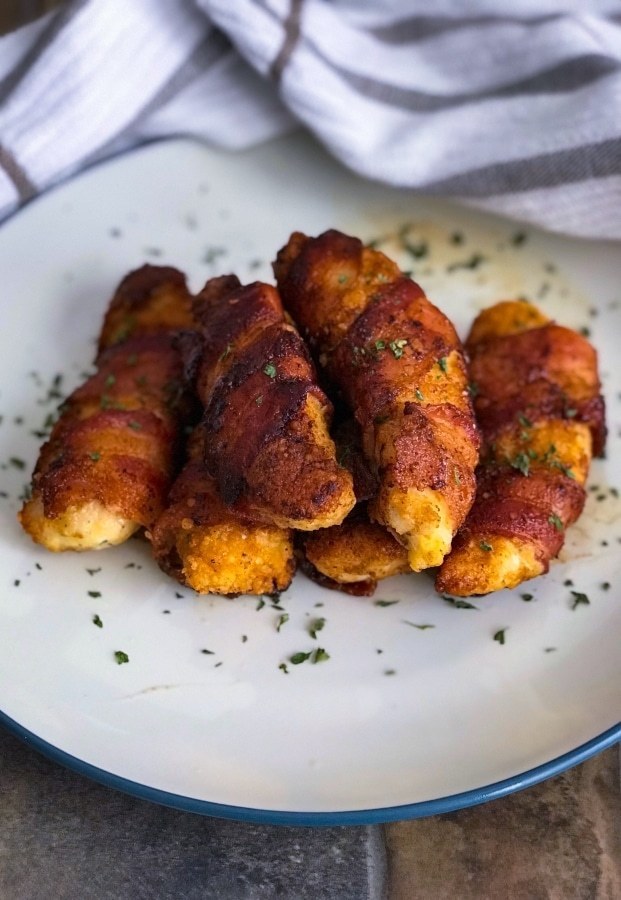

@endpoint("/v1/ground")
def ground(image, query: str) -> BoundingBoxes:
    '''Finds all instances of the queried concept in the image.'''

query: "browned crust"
[274,229,480,565]
[98,264,193,351]
[20,267,196,541]
[192,277,355,528]
[467,323,606,456]
[150,427,295,595]
[436,300,606,595]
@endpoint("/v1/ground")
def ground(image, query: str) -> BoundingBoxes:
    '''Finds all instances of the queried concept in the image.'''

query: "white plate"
[0,134,619,824]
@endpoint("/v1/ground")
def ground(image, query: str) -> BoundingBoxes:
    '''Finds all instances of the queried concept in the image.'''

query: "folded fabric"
[0,0,620,238]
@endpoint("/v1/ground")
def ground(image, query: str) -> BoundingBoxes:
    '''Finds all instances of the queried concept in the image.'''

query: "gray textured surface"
[0,727,384,900]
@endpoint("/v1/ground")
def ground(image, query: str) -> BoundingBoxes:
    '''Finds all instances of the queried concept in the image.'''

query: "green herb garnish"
[263,363,277,379]
[389,339,408,359]
[570,591,590,609]
[92,614,103,628]
[442,596,479,610]
[479,540,493,552]
[114,651,129,665]
[374,599,399,607]
[438,356,448,373]
[493,629,507,645]
[276,613,289,632]
[309,618,326,639]
[548,513,564,531]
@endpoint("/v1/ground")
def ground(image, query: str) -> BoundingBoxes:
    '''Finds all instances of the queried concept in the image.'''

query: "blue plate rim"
[1,709,618,825]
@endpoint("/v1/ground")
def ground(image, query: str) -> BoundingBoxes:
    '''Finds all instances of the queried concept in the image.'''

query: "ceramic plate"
[0,134,619,825]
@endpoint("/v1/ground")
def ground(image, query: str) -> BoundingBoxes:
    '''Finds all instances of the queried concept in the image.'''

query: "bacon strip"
[149,427,295,595]
[192,275,355,530]
[436,300,606,596]
[19,266,195,551]
[274,229,480,571]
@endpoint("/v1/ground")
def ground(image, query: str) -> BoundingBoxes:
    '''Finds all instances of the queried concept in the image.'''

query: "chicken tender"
[192,275,356,531]
[299,418,408,594]
[20,266,195,551]
[149,427,295,595]
[436,300,606,596]
[274,229,480,571]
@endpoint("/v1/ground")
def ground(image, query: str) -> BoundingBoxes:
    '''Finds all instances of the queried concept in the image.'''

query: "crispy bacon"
[19,266,195,551]
[149,427,295,595]
[192,275,355,530]
[436,300,606,596]
[274,229,480,571]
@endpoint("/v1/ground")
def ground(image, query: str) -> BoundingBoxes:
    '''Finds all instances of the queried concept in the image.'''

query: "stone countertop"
[0,727,618,899]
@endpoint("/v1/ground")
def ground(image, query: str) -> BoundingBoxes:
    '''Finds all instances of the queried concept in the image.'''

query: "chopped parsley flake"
[256,598,266,611]
[438,356,448,373]
[86,567,101,576]
[337,274,349,284]
[313,648,330,663]
[92,614,103,628]
[403,621,435,630]
[443,596,479,610]
[493,628,507,645]
[276,613,289,632]
[201,649,215,655]
[570,591,590,609]
[548,513,564,531]
[510,452,531,476]
[447,253,485,272]
[384,669,397,676]
[518,414,532,427]
[104,374,116,388]
[9,457,25,470]
[88,590,101,598]
[374,599,399,607]
[279,663,289,674]
[290,651,312,665]
[309,618,326,639]
[601,582,610,591]
[415,388,424,402]
[521,593,534,602]
[114,651,129,665]
[128,420,142,430]
[263,363,277,379]
[219,343,233,362]
[468,381,480,398]
[389,339,408,359]
[479,540,493,552]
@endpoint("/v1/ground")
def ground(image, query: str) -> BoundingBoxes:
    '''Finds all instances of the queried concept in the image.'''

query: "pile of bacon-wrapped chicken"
[19,230,606,598]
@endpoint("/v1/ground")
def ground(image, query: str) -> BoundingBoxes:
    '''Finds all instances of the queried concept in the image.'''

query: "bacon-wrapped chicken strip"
[149,427,295,595]
[192,275,356,531]
[20,266,195,551]
[436,300,606,596]
[300,506,410,596]
[274,230,480,571]
[299,419,408,595]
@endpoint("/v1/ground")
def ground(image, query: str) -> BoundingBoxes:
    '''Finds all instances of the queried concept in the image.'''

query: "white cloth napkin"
[1,0,621,238]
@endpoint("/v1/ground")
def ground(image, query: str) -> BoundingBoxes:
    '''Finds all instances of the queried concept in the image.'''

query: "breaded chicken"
[149,427,295,595]
[436,300,606,596]
[192,275,356,531]
[298,418,408,594]
[274,229,480,571]
[300,507,410,595]
[20,266,195,551]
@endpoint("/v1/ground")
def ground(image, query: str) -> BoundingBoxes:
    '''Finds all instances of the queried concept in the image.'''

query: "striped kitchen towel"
[1,0,620,238]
